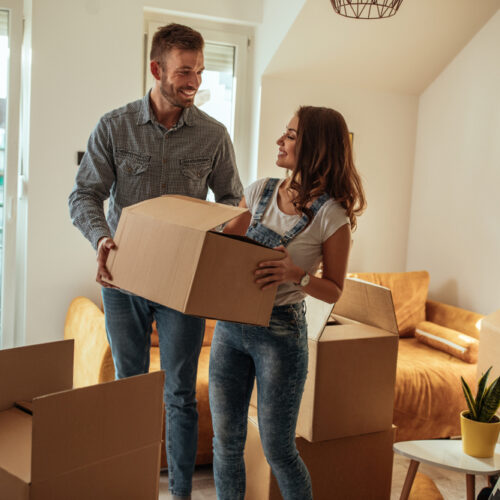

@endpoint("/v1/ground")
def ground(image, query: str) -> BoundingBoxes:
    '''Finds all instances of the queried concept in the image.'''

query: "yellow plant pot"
[460,411,500,458]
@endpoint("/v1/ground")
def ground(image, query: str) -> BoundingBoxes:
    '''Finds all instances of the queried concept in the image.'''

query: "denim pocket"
[180,160,212,197]
[268,310,299,338]
[181,162,212,181]
[115,149,151,176]
[180,157,212,167]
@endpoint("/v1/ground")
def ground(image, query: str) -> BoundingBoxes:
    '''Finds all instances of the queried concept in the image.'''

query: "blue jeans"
[209,302,312,500]
[102,288,205,497]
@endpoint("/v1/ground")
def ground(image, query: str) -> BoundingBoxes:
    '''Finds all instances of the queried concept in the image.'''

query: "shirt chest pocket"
[180,157,212,181]
[115,149,151,176]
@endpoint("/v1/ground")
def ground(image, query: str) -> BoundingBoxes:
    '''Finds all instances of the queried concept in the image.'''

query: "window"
[0,1,22,348]
[196,42,236,138]
[0,10,9,342]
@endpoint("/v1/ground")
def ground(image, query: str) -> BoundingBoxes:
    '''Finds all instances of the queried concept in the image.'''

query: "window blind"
[0,10,8,38]
[204,42,234,74]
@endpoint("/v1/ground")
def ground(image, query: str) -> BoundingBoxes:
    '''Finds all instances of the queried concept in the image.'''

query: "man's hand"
[96,237,118,288]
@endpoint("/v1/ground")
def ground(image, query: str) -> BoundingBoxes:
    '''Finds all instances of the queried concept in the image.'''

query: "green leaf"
[475,366,492,415]
[477,377,500,422]
[461,376,477,419]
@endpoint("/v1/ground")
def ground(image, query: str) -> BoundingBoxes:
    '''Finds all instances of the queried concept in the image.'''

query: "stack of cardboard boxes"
[244,278,399,500]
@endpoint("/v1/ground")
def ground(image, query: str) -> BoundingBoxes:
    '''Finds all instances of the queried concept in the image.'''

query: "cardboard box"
[244,408,395,500]
[106,195,283,326]
[251,277,399,442]
[0,340,165,500]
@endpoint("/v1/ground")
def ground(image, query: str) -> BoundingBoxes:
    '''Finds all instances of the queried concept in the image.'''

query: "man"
[69,23,243,500]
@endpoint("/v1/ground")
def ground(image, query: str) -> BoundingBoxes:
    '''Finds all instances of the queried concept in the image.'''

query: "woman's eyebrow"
[287,127,297,133]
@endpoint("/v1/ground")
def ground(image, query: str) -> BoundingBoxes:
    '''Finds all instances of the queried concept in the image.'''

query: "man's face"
[155,48,204,109]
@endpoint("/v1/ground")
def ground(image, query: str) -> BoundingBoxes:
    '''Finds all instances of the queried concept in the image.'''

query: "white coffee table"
[393,439,500,500]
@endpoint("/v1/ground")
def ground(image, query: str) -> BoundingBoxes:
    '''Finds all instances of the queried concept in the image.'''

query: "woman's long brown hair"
[288,106,366,231]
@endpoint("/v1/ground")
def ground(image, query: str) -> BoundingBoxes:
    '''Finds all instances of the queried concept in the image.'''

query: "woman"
[208,105,366,500]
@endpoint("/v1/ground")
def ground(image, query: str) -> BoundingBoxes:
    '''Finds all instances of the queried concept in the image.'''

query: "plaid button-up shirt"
[69,91,243,249]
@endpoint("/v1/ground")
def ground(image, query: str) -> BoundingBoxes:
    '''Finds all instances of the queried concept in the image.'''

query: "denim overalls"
[246,177,330,249]
[209,178,329,500]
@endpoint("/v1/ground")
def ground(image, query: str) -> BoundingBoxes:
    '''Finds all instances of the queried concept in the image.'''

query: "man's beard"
[160,79,195,109]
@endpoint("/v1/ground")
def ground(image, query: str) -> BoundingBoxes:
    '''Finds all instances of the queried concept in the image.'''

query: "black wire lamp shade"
[331,0,404,19]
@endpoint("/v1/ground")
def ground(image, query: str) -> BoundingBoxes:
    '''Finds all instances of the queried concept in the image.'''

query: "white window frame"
[0,0,22,349]
[143,12,253,187]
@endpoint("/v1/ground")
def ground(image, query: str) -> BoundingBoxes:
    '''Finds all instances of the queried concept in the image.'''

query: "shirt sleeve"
[68,117,115,250]
[208,128,244,206]
[320,201,351,242]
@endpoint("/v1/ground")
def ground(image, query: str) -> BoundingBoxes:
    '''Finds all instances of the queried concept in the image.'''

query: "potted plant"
[461,366,500,458]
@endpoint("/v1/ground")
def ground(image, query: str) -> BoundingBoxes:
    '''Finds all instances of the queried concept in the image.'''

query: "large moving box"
[251,277,399,442]
[0,340,164,500]
[244,408,395,500]
[106,195,283,326]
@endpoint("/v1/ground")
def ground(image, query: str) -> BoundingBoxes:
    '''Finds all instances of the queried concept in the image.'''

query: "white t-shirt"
[245,178,350,306]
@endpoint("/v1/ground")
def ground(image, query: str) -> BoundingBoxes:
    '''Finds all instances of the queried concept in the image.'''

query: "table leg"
[466,474,475,500]
[399,459,420,500]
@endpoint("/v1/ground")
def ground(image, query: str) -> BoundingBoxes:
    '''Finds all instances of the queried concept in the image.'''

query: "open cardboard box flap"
[305,276,398,341]
[0,340,74,413]
[123,194,248,232]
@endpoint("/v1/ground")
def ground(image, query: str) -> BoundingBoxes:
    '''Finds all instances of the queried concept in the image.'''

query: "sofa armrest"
[425,300,483,340]
[64,296,115,387]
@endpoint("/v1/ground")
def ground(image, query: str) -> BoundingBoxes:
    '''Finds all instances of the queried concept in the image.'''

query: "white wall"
[20,0,264,346]
[248,0,306,181]
[257,77,419,273]
[407,11,500,315]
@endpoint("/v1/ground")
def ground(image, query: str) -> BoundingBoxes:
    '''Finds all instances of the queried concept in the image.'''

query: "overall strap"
[280,193,331,246]
[252,178,280,223]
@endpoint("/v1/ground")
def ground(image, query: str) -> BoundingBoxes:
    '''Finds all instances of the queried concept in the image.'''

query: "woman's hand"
[255,246,304,290]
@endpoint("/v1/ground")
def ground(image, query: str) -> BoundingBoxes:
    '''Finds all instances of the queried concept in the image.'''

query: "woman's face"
[276,115,299,171]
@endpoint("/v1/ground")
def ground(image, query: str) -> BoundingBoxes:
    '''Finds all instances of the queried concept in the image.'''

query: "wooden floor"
[158,454,490,499]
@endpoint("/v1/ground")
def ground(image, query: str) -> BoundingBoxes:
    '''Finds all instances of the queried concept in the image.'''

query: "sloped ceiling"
[264,0,499,95]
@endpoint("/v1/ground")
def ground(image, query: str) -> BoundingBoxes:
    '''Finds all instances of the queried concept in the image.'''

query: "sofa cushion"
[348,271,429,337]
[415,321,479,364]
[394,337,476,441]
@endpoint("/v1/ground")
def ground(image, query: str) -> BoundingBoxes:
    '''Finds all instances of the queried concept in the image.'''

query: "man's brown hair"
[150,23,204,64]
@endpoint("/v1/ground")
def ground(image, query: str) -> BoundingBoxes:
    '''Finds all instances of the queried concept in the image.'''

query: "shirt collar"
[137,90,153,126]
[137,90,195,128]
